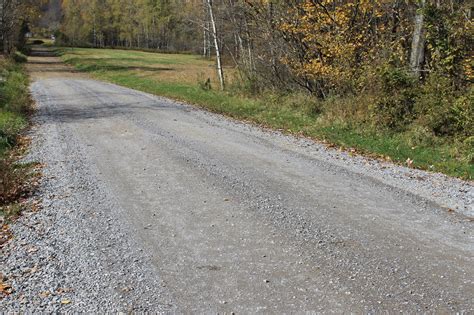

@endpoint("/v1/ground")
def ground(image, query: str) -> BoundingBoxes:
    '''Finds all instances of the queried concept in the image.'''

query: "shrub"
[450,90,474,138]
[461,136,474,164]
[279,92,322,117]
[369,65,418,131]
[12,51,27,63]
[19,46,31,56]
[197,72,212,91]
[322,94,374,127]
[416,74,473,137]
[403,125,436,147]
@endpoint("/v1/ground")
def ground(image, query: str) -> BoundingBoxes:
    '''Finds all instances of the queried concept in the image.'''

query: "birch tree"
[205,0,224,90]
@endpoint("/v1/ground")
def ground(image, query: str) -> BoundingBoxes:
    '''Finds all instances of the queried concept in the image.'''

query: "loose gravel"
[0,58,472,312]
[1,98,174,312]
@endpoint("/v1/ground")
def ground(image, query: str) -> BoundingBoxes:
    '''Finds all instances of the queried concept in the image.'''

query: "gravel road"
[1,50,473,312]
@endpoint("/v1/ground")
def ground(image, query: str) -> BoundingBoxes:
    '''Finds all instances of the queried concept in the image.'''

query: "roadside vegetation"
[0,57,35,224]
[0,1,43,252]
[61,48,473,179]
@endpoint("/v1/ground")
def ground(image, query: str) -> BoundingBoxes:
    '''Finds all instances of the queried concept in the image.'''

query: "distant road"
[2,47,472,312]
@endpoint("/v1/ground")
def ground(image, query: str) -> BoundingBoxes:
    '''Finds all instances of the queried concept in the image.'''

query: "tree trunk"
[410,0,426,78]
[206,0,224,90]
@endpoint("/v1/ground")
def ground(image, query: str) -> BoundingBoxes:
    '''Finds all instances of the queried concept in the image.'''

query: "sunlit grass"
[61,47,235,86]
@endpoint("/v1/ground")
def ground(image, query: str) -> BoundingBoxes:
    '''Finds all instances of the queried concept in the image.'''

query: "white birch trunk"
[206,0,224,90]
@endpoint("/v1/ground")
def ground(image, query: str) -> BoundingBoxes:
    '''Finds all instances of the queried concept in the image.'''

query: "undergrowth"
[0,57,34,223]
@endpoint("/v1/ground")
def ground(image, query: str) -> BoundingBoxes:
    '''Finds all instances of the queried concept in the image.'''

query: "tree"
[0,0,44,54]
[410,0,426,78]
[205,0,224,90]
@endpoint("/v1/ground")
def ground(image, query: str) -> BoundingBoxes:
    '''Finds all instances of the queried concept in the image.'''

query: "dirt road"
[2,48,473,312]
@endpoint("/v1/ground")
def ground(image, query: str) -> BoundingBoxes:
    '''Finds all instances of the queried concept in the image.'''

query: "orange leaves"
[278,0,389,90]
[0,278,13,296]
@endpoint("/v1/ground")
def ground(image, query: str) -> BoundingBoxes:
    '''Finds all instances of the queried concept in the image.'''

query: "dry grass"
[62,48,236,87]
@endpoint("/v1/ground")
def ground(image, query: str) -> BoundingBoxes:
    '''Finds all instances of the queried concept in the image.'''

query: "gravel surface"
[1,52,473,312]
[1,92,174,312]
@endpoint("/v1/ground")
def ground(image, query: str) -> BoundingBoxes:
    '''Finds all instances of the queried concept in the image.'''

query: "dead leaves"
[0,224,13,248]
[0,276,13,296]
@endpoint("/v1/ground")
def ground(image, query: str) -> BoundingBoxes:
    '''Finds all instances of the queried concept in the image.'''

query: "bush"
[450,90,474,137]
[461,136,474,164]
[12,51,27,63]
[279,92,322,117]
[197,72,212,91]
[321,94,374,126]
[19,46,31,56]
[416,74,473,137]
[369,65,418,131]
[403,125,436,147]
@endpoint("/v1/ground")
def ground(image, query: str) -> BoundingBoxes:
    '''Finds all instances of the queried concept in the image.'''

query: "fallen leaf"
[27,247,38,253]
[0,281,13,295]
[60,298,71,304]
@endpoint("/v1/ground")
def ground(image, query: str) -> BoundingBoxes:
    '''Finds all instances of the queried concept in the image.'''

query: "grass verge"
[0,57,37,228]
[61,48,473,179]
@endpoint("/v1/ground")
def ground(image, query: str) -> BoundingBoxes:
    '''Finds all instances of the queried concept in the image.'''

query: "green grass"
[0,60,30,156]
[61,48,473,179]
[0,57,32,218]
[0,111,27,155]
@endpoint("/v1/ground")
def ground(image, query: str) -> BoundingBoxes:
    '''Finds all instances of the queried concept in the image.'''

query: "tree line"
[60,1,472,90]
[60,0,199,51]
[0,0,44,54]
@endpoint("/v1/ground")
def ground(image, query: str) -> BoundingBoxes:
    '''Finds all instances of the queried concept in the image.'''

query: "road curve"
[2,52,473,312]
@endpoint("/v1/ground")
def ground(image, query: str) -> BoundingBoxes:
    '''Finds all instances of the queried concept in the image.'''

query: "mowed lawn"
[61,48,473,179]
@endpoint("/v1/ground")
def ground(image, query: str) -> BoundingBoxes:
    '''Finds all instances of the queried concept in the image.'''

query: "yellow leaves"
[462,57,474,81]
[279,0,389,86]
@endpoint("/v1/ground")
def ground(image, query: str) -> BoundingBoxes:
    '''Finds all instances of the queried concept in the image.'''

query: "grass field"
[61,48,473,179]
